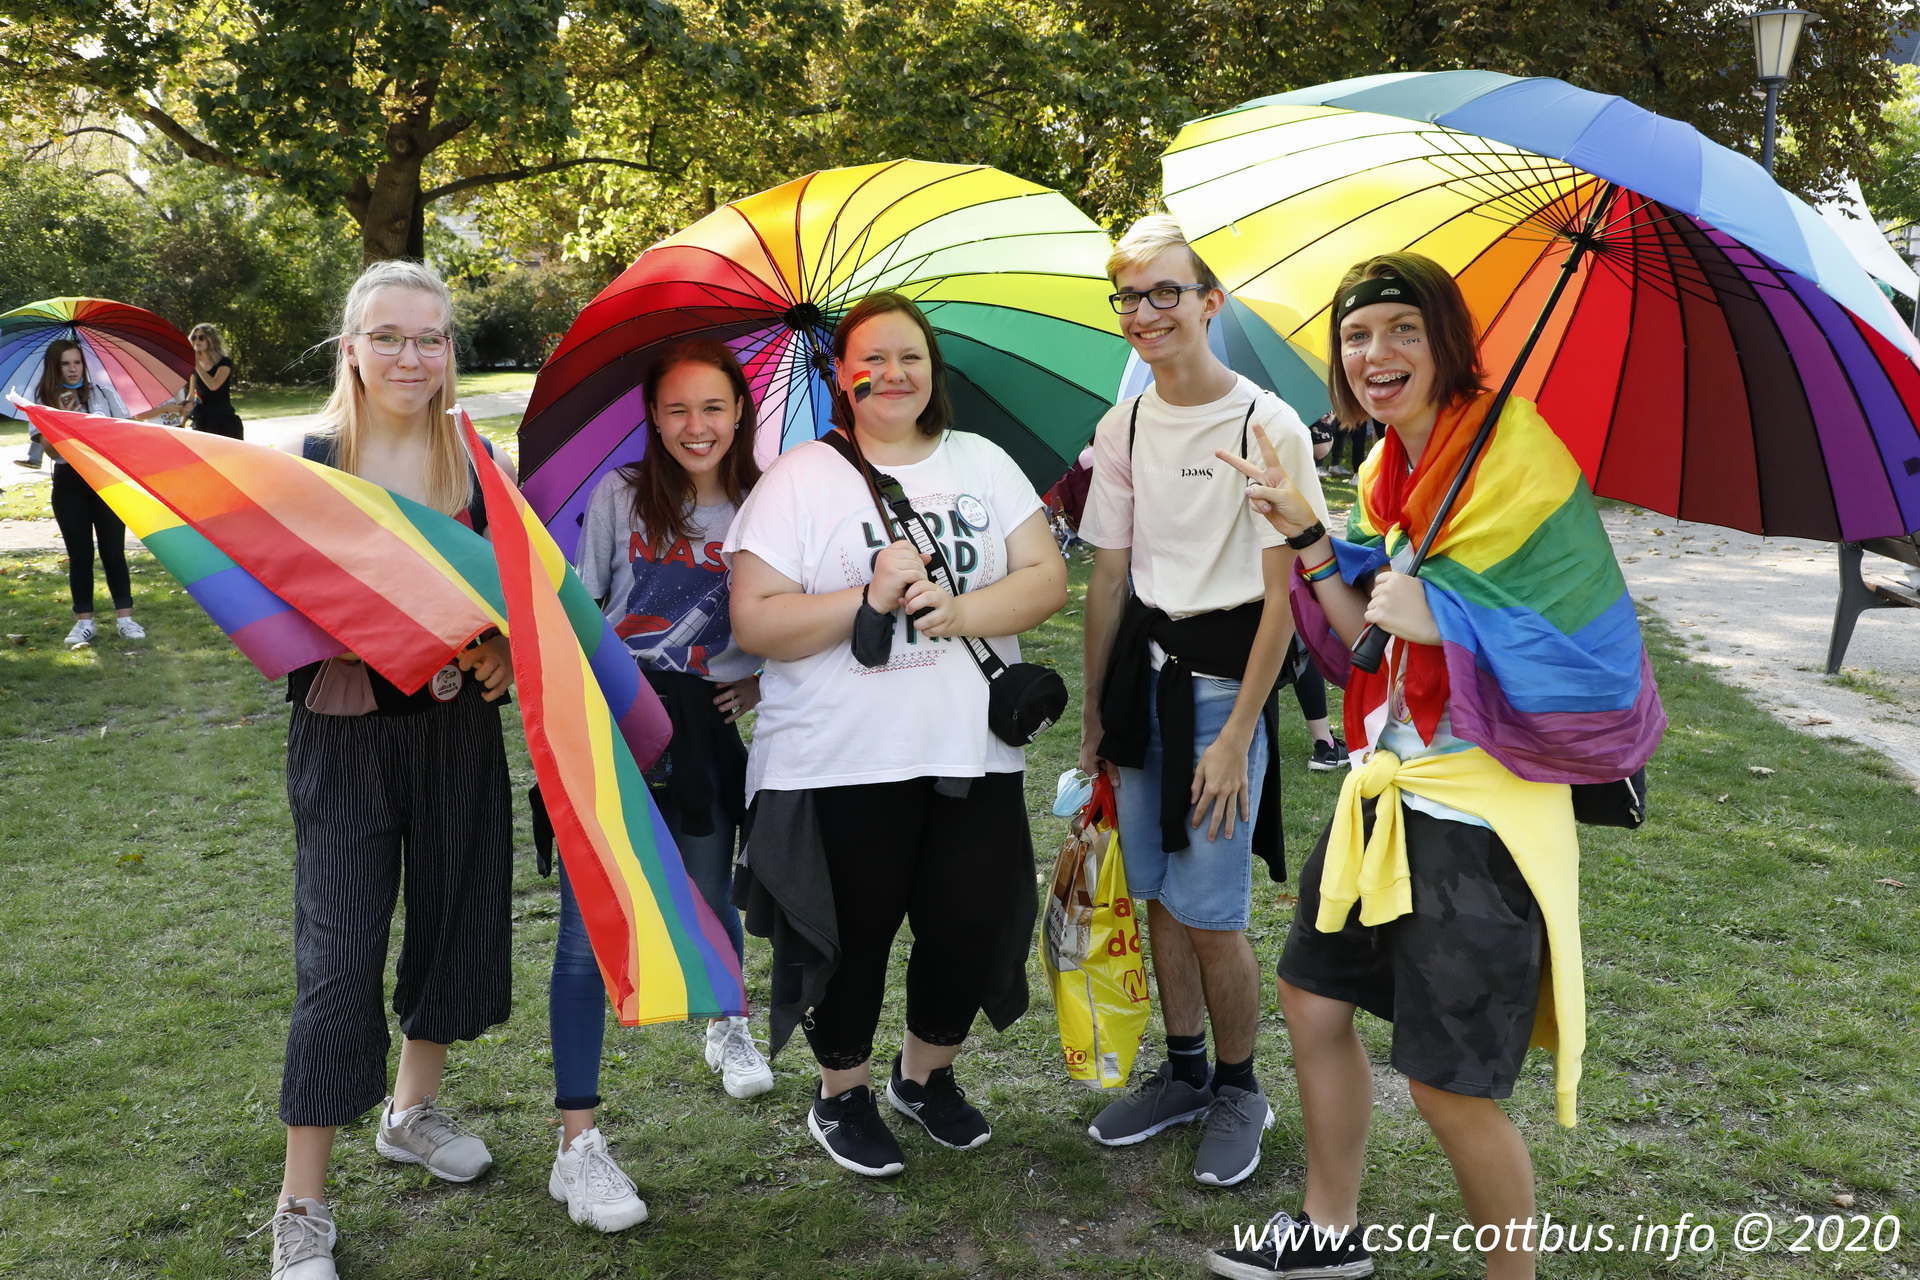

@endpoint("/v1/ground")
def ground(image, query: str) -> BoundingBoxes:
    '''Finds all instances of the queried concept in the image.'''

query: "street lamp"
[1751,7,1820,176]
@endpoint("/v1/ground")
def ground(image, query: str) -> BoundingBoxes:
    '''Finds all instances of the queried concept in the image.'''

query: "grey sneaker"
[1087,1061,1214,1146]
[262,1196,336,1279]
[1193,1083,1274,1186]
[374,1095,493,1182]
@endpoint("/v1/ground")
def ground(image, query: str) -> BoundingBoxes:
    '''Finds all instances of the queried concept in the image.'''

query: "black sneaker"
[808,1085,905,1177]
[1309,737,1350,772]
[885,1056,991,1150]
[1205,1212,1373,1279]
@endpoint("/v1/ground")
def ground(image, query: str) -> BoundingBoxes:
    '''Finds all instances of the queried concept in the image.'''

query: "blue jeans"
[549,784,742,1110]
[1114,674,1267,932]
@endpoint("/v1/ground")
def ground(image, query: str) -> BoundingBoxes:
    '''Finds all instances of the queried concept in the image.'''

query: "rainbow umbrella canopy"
[520,160,1129,555]
[0,298,192,418]
[1118,291,1329,422]
[1161,71,1920,543]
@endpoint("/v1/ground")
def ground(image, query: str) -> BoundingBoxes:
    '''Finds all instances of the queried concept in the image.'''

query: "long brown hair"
[36,339,90,407]
[1326,252,1485,429]
[827,291,953,438]
[619,339,761,557]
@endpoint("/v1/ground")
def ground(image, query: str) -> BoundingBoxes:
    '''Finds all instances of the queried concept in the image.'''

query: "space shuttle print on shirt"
[616,531,733,676]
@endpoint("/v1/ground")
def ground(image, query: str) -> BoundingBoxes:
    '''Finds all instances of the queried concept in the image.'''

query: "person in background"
[177,324,245,439]
[551,337,771,1232]
[22,340,145,645]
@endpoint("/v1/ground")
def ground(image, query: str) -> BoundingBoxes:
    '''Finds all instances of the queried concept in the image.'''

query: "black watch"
[1285,521,1327,551]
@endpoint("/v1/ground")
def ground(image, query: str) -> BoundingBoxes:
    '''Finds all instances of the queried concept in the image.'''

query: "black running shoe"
[1309,737,1351,772]
[885,1056,991,1150]
[808,1086,905,1177]
[1205,1212,1373,1279]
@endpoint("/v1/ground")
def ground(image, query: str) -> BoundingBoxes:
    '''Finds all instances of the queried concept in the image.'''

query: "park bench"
[1826,533,1920,674]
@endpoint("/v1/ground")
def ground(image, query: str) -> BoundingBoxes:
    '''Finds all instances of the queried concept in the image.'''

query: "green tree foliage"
[1861,65,1920,234]
[0,150,360,379]
[0,0,838,263]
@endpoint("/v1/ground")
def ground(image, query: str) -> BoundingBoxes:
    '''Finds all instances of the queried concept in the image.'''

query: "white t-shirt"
[723,431,1046,799]
[1079,375,1329,619]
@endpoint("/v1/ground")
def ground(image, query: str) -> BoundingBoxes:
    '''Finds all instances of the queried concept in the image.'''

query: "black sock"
[1166,1033,1209,1089]
[1212,1053,1258,1095]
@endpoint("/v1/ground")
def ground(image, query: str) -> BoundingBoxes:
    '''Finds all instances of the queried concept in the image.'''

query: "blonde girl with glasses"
[261,260,516,1280]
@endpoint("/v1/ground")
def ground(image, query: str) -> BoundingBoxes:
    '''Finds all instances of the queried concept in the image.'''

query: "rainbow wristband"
[1298,554,1339,584]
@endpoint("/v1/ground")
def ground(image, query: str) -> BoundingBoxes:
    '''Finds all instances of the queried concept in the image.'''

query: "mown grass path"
[0,547,1914,1278]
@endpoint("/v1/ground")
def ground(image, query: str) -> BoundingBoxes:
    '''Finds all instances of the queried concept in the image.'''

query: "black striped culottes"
[279,681,514,1126]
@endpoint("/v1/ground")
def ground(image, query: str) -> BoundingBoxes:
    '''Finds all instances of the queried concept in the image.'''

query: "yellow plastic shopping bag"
[1042,772,1150,1088]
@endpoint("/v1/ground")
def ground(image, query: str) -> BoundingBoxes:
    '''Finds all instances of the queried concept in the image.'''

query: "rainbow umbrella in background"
[1118,291,1329,422]
[1161,71,1920,545]
[520,160,1129,556]
[0,297,192,418]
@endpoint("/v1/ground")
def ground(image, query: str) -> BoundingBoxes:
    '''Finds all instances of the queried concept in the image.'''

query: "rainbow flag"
[1294,394,1665,782]
[24,404,739,1024]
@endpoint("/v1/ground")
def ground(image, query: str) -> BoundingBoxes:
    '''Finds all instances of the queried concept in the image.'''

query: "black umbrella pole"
[1349,184,1618,674]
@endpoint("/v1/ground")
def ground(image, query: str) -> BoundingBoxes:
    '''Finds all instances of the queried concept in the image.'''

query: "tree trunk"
[359,155,428,264]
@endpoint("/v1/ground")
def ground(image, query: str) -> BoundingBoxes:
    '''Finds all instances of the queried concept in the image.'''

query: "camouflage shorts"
[1278,801,1543,1099]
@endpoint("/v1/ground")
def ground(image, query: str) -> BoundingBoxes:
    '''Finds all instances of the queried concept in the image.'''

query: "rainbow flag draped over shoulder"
[23,403,742,1025]
[1293,394,1665,782]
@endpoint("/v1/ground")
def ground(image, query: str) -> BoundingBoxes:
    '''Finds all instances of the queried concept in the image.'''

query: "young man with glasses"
[1077,216,1329,1187]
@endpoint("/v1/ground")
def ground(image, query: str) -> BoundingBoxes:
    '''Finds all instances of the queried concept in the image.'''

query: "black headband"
[1334,275,1422,326]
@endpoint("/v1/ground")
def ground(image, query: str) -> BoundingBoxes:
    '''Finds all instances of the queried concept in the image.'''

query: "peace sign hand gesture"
[1216,423,1319,539]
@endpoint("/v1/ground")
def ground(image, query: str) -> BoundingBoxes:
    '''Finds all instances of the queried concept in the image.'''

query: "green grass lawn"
[0,548,1914,1278]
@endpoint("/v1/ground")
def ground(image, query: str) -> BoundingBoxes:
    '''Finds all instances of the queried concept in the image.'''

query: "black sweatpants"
[804,772,1033,1070]
[51,463,132,614]
[279,681,514,1126]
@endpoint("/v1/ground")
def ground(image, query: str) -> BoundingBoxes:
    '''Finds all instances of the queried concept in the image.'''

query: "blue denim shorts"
[1114,674,1267,932]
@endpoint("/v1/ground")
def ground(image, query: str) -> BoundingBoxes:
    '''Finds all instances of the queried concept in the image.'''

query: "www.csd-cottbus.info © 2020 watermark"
[1232,1212,1904,1261]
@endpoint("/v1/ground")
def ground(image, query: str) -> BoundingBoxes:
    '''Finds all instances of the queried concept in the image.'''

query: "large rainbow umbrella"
[1161,71,1920,544]
[520,160,1129,555]
[0,297,192,419]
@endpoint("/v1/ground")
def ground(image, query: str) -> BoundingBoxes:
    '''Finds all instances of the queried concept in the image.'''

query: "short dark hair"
[1326,253,1484,429]
[829,291,953,437]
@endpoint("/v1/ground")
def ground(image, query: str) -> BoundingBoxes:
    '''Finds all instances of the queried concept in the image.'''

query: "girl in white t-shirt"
[727,292,1067,1177]
[551,338,770,1232]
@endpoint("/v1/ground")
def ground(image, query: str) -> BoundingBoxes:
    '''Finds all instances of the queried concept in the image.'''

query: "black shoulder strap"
[1241,399,1257,458]
[1127,395,1143,457]
[819,430,1008,682]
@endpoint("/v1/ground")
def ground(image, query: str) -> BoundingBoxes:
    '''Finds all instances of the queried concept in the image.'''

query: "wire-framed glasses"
[359,331,450,358]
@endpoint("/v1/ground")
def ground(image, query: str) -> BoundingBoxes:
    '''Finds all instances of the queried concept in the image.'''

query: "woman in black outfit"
[177,324,243,439]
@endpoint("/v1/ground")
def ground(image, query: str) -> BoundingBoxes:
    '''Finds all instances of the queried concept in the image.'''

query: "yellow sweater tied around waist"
[1319,745,1584,1126]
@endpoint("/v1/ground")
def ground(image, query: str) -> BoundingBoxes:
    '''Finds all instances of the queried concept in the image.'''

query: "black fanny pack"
[823,431,1068,746]
[1572,767,1649,829]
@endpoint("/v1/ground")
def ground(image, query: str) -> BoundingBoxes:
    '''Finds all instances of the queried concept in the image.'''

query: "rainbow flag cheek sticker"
[851,371,872,402]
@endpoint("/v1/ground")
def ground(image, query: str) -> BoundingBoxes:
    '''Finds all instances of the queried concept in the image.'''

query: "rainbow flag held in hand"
[23,403,740,1025]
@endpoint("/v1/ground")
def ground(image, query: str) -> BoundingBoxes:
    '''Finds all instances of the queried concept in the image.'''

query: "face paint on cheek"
[852,371,873,402]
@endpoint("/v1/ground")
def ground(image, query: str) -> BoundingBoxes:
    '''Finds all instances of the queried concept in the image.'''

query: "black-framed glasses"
[1107,284,1210,315]
[358,331,450,358]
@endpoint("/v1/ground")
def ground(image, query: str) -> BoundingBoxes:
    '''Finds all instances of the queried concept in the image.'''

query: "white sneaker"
[261,1196,336,1279]
[704,1016,774,1098]
[548,1127,649,1233]
[64,619,96,646]
[116,616,145,639]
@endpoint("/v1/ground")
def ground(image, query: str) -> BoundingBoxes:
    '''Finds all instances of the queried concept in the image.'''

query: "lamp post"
[1751,7,1820,176]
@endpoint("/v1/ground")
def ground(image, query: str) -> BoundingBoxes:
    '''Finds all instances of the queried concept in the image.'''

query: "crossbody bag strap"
[820,430,1009,683]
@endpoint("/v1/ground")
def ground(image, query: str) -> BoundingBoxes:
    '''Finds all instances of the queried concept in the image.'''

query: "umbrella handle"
[1350,622,1389,674]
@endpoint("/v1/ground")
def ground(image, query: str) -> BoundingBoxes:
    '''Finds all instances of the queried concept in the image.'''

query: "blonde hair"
[316,260,468,515]
[188,323,228,361]
[1106,213,1221,293]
